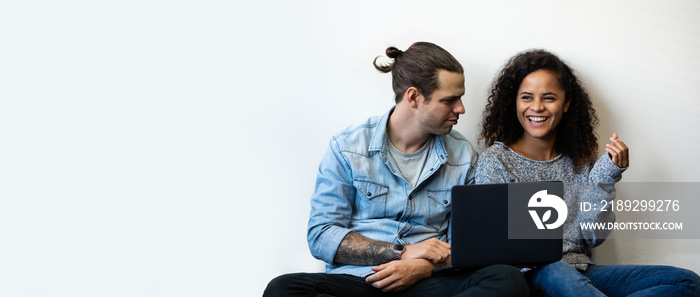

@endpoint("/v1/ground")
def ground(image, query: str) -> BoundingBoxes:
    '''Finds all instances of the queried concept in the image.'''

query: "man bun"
[373,46,403,73]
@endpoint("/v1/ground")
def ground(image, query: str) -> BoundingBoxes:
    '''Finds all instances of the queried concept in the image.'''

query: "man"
[264,42,528,296]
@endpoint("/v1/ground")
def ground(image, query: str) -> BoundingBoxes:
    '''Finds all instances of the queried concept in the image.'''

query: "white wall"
[1,1,699,296]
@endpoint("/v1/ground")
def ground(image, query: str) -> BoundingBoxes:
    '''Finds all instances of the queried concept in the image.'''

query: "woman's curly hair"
[480,49,598,172]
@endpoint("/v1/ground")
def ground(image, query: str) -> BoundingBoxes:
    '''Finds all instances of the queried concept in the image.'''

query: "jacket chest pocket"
[424,189,452,228]
[353,180,389,219]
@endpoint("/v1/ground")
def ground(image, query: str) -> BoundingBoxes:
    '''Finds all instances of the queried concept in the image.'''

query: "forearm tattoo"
[333,232,394,266]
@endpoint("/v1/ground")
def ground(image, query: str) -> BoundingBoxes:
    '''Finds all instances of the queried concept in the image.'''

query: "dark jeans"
[263,264,528,297]
[525,262,700,297]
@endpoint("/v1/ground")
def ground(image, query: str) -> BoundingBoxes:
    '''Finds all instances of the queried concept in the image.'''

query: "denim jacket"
[306,108,478,277]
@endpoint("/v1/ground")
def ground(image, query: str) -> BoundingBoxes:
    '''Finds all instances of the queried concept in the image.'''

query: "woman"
[476,49,700,297]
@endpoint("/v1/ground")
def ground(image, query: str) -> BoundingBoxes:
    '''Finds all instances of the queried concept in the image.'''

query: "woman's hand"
[606,133,629,168]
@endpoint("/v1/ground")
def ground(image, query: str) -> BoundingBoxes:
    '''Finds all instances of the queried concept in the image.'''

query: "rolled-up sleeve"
[306,138,355,264]
[578,153,626,247]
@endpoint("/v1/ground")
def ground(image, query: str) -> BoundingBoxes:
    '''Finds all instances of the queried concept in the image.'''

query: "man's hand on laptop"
[403,238,451,263]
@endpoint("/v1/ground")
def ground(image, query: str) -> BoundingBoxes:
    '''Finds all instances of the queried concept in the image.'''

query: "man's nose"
[454,99,465,114]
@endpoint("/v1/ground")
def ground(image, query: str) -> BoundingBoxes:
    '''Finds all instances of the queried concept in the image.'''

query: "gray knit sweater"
[475,142,626,270]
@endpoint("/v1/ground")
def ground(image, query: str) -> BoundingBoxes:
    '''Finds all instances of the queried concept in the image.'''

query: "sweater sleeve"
[474,150,510,184]
[577,152,627,247]
[465,149,479,185]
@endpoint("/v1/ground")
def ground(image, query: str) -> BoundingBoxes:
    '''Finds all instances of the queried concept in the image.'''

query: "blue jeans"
[525,261,700,297]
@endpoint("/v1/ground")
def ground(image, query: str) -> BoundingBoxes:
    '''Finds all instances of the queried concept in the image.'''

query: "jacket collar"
[369,107,393,152]
[368,107,448,160]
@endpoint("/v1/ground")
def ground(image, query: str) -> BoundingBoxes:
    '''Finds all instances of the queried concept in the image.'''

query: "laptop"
[437,181,564,271]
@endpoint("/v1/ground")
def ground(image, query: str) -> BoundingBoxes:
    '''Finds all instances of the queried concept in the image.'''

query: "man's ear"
[405,87,421,108]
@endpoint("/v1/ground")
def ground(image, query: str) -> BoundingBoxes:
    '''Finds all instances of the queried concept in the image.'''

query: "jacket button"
[367,192,372,197]
[443,200,448,204]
